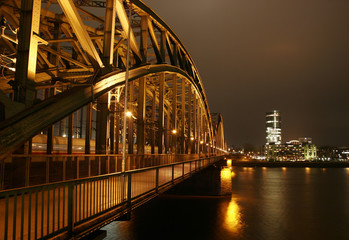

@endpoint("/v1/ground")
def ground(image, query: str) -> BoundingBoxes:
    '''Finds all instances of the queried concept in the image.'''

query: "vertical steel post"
[47,88,55,154]
[171,75,177,154]
[158,73,165,154]
[188,85,192,154]
[115,110,120,154]
[127,82,134,154]
[85,103,92,154]
[151,87,156,154]
[181,79,186,154]
[110,110,115,154]
[96,93,109,154]
[14,0,41,107]
[68,183,74,237]
[0,157,4,190]
[68,114,73,154]
[137,77,145,155]
[155,168,159,193]
[193,94,198,154]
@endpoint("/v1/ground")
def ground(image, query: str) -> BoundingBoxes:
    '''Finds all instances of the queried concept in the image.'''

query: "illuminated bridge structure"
[0,0,228,239]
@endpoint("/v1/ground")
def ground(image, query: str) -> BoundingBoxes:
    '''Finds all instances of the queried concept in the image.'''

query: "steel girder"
[0,0,221,156]
[0,64,199,157]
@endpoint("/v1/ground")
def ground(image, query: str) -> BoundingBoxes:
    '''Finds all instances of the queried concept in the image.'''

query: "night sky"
[142,0,349,148]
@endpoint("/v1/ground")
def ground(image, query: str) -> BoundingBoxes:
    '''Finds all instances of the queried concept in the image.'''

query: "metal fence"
[0,155,223,240]
[0,154,200,190]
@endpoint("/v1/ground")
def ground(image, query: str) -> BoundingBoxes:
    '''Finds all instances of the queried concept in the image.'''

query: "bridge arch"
[0,0,227,159]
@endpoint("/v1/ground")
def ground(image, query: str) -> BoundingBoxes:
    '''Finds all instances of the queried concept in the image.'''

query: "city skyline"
[142,0,349,148]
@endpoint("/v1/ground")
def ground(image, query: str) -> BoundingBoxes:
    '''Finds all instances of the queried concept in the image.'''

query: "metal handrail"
[0,155,224,240]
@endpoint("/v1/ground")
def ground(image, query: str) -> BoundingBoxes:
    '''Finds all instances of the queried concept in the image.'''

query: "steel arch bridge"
[0,0,227,185]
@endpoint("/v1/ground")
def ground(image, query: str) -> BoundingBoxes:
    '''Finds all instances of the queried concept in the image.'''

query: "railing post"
[189,160,192,175]
[182,163,184,177]
[0,157,4,190]
[127,173,132,209]
[63,157,66,181]
[172,165,174,184]
[155,168,159,193]
[25,156,30,186]
[76,156,79,179]
[46,157,50,184]
[68,182,75,237]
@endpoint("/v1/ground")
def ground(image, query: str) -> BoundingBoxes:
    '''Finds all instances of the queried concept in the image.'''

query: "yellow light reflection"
[220,168,233,195]
[221,168,232,181]
[305,167,311,173]
[262,167,267,171]
[282,167,287,171]
[227,159,232,168]
[231,171,236,178]
[224,198,243,234]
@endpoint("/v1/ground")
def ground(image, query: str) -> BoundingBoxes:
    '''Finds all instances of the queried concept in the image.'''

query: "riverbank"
[231,160,349,168]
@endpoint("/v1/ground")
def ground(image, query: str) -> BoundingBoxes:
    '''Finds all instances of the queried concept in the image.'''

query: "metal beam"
[147,19,162,63]
[171,74,177,154]
[0,64,198,158]
[57,0,104,69]
[157,73,165,154]
[95,93,109,154]
[14,0,41,107]
[140,15,148,64]
[137,77,145,154]
[128,81,134,154]
[103,0,116,66]
[115,0,141,60]
[181,79,185,154]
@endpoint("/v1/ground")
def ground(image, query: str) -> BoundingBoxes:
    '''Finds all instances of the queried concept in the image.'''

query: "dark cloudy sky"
[142,0,349,148]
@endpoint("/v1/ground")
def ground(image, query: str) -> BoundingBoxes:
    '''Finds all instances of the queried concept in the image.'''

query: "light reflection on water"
[224,197,243,235]
[103,167,349,240]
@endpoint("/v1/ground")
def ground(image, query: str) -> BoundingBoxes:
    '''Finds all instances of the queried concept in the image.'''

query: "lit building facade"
[265,138,317,161]
[266,110,281,145]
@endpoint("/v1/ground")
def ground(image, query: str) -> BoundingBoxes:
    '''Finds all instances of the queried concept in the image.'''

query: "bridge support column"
[193,95,198,155]
[128,82,134,154]
[115,110,120,154]
[137,77,145,155]
[110,107,115,154]
[165,110,170,153]
[14,0,41,107]
[188,85,193,154]
[171,75,177,154]
[46,88,55,154]
[68,113,73,154]
[151,87,156,154]
[96,93,109,154]
[158,73,165,154]
[180,79,186,154]
[85,103,92,154]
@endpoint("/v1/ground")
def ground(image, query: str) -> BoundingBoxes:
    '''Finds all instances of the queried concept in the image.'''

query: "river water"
[102,167,349,240]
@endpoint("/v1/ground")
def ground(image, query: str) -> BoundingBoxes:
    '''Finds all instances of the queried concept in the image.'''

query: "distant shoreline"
[231,161,349,168]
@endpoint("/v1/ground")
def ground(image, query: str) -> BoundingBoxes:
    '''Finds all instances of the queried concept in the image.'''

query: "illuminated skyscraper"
[266,110,281,145]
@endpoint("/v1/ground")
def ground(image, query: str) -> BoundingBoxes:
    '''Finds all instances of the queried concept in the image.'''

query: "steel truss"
[0,0,227,159]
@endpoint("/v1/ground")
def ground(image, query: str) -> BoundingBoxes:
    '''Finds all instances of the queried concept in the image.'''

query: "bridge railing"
[0,154,201,190]
[0,155,224,240]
